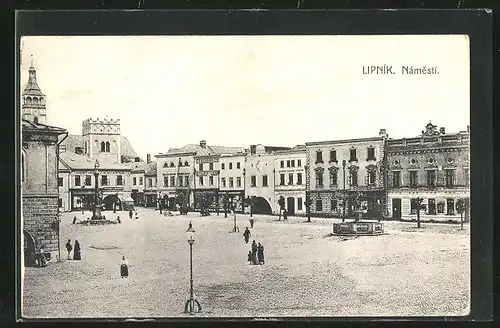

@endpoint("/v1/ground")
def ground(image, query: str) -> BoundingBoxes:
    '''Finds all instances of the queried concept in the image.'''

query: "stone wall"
[22,194,59,258]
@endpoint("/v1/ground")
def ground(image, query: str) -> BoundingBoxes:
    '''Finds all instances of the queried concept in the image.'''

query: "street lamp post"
[342,160,346,223]
[184,223,201,314]
[92,160,103,220]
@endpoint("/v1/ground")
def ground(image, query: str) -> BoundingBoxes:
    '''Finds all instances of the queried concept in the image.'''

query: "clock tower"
[82,117,121,164]
[22,55,47,124]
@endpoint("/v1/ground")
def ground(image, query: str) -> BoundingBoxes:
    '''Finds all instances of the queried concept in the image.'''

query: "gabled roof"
[59,152,132,171]
[129,161,150,173]
[22,119,66,135]
[274,144,306,155]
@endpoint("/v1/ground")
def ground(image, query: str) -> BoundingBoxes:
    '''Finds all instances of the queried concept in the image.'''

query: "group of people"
[65,239,81,260]
[248,240,265,265]
[128,210,139,220]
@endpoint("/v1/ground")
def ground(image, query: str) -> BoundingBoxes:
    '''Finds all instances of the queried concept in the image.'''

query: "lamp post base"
[184,297,202,315]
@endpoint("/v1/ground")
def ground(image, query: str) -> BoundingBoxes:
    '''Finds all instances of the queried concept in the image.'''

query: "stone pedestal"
[332,221,384,235]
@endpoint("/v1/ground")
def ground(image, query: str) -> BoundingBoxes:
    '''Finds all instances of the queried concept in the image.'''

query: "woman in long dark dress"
[257,243,265,265]
[73,240,81,260]
[120,256,129,278]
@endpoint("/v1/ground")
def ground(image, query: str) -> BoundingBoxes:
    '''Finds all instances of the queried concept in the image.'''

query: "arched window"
[184,161,189,166]
[170,162,175,167]
[33,117,39,124]
[163,163,169,168]
[105,142,110,152]
[33,97,39,104]
[25,96,32,104]
[101,142,106,152]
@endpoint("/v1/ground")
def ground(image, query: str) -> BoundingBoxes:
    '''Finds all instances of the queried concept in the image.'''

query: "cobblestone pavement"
[22,209,470,318]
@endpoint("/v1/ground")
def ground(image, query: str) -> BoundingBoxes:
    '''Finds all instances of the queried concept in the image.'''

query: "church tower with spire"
[22,55,47,124]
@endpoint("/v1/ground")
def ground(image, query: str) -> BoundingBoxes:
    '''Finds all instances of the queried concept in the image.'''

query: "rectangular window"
[280,174,285,185]
[367,147,375,160]
[75,175,81,186]
[209,176,214,186]
[287,160,291,168]
[133,177,137,186]
[101,175,108,186]
[209,163,214,171]
[428,198,436,215]
[464,168,469,186]
[58,177,63,187]
[237,177,242,187]
[199,176,204,186]
[447,198,455,215]
[410,198,419,214]
[316,171,323,188]
[427,170,436,187]
[297,173,303,185]
[329,171,338,186]
[437,202,445,214]
[116,175,123,186]
[229,163,233,170]
[288,173,294,185]
[350,149,357,162]
[392,171,400,188]
[58,198,63,207]
[85,175,92,186]
[229,177,234,187]
[409,171,418,187]
[237,162,241,169]
[251,175,257,187]
[316,199,323,212]
[329,150,337,162]
[349,171,358,187]
[297,159,302,167]
[297,198,303,211]
[331,199,338,211]
[221,163,225,170]
[221,177,226,187]
[316,151,323,164]
[184,176,189,186]
[368,171,376,185]
[148,178,153,187]
[445,169,455,187]
[199,163,203,171]
[291,160,295,167]
[280,160,284,168]
[139,177,143,185]
[262,175,268,187]
[164,176,168,187]
[170,176,175,187]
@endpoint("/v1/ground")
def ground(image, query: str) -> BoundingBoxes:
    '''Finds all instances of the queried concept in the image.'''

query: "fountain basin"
[332,221,384,236]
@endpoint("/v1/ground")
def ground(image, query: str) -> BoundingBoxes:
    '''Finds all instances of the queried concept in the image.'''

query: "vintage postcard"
[20,34,470,318]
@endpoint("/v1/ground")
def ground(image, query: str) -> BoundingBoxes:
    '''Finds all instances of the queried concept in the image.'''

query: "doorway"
[287,197,295,215]
[392,198,401,220]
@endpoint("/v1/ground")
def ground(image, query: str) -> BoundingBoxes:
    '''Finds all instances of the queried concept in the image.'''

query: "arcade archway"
[23,229,37,267]
[103,194,121,211]
[252,196,272,214]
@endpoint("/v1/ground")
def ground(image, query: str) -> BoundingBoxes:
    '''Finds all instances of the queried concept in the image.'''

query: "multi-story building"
[386,122,470,222]
[155,140,244,210]
[144,155,158,208]
[305,130,388,219]
[21,58,68,262]
[274,145,307,216]
[245,144,290,214]
[219,152,247,212]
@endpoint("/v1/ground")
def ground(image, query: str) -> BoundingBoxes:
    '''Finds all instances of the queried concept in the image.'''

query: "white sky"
[20,35,470,160]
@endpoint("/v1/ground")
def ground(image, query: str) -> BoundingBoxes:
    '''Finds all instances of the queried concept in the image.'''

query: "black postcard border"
[12,9,493,323]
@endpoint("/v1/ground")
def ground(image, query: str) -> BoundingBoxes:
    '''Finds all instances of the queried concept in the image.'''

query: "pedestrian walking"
[65,239,72,259]
[129,210,133,220]
[120,256,129,278]
[73,240,81,260]
[247,251,253,265]
[257,243,265,265]
[73,216,77,224]
[135,211,139,220]
[243,227,251,244]
[249,217,255,228]
[116,216,121,224]
[251,240,258,265]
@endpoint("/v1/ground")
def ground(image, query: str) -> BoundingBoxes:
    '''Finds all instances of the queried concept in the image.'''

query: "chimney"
[134,157,140,162]
[379,128,387,138]
[250,145,256,155]
[200,140,207,149]
[147,154,151,164]
[439,127,445,135]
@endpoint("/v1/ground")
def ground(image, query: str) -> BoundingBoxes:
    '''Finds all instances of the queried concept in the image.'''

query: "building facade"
[144,157,157,207]
[218,153,247,212]
[274,146,307,216]
[386,122,470,222]
[305,130,388,219]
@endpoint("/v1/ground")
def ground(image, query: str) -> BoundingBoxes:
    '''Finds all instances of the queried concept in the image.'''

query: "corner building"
[386,122,470,222]
[305,130,388,219]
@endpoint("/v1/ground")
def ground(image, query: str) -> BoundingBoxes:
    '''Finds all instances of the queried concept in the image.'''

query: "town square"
[20,35,470,318]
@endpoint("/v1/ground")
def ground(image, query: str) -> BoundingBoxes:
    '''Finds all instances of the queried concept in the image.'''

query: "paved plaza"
[22,209,470,318]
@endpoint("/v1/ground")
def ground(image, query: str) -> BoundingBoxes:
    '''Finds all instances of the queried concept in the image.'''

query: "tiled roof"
[59,151,132,171]
[129,161,150,173]
[145,161,157,176]
[274,145,306,154]
[22,67,45,97]
[59,134,138,158]
[22,119,66,134]
[159,144,245,157]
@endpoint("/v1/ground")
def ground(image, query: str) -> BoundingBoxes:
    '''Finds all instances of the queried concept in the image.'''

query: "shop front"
[217,190,245,213]
[70,189,95,211]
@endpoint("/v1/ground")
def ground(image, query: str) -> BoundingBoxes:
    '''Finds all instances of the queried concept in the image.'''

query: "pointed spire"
[23,54,44,97]
[30,54,34,68]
